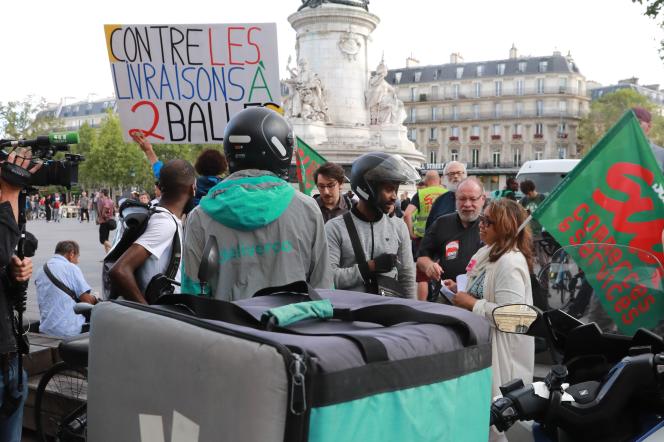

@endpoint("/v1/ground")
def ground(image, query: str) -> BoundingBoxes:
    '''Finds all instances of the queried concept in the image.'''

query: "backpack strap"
[342,212,374,291]
[164,214,181,280]
[43,263,78,302]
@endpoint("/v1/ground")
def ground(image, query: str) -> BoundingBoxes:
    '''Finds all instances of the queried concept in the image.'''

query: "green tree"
[632,0,664,60]
[0,97,62,139]
[578,89,658,153]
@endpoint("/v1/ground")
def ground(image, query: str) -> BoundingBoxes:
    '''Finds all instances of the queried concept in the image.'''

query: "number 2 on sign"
[128,100,165,140]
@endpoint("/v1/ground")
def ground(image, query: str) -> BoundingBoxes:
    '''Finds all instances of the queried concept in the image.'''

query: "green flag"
[533,110,664,335]
[295,137,327,196]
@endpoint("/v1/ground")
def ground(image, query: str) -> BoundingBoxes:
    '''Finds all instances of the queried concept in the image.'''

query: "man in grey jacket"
[182,107,333,300]
[325,152,419,298]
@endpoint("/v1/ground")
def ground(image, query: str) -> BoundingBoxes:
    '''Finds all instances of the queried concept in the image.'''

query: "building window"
[514,123,522,135]
[452,105,458,120]
[494,103,502,118]
[539,61,548,73]
[536,100,544,117]
[408,128,417,141]
[477,65,484,77]
[472,149,480,167]
[493,151,501,168]
[473,104,480,119]
[431,107,437,120]
[515,102,523,117]
[430,150,437,163]
[410,108,417,122]
[558,146,567,159]
[492,124,501,136]
[558,122,567,135]
[472,125,481,137]
[559,100,567,114]
[535,123,544,136]
[431,85,439,99]
[515,79,524,96]
[497,63,505,75]
[430,127,438,140]
[394,72,402,84]
[513,148,522,166]
[495,81,502,97]
[456,67,464,79]
[411,87,418,101]
[451,149,459,161]
[474,82,481,98]
[414,72,422,82]
[518,61,527,73]
[577,79,582,95]
[535,150,543,160]
[537,78,545,94]
[432,70,438,80]
[451,126,460,137]
[453,84,460,99]
[559,77,567,93]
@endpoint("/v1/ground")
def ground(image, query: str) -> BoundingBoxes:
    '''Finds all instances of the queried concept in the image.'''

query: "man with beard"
[313,162,352,223]
[416,177,485,300]
[426,161,467,230]
[110,160,195,304]
[325,152,419,298]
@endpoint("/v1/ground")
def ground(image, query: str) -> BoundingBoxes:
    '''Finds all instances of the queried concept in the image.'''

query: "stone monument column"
[288,2,377,126]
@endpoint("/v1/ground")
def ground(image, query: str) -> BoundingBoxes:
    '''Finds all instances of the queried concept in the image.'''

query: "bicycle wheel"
[537,263,551,297]
[559,271,573,306]
[34,362,88,442]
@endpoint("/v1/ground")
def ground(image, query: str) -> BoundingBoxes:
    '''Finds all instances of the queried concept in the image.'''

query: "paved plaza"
[23,217,107,323]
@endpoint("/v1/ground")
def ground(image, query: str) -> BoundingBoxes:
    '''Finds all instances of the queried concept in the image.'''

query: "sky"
[1,0,663,105]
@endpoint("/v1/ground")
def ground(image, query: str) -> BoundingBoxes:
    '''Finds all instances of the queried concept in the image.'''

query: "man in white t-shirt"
[110,160,195,304]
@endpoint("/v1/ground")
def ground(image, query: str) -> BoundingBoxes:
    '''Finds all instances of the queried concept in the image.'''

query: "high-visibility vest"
[413,185,447,238]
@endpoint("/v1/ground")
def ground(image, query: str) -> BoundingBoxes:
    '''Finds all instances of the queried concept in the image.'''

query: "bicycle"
[34,306,92,442]
[535,235,577,308]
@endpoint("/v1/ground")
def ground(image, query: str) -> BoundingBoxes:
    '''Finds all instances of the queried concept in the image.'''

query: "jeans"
[0,355,27,442]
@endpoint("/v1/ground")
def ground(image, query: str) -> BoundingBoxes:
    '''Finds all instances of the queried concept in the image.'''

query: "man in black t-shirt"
[416,178,485,299]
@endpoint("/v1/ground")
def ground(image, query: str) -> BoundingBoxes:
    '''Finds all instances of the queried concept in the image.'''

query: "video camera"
[0,131,83,188]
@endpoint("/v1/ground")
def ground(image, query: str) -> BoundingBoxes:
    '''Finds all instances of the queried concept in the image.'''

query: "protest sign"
[534,110,664,334]
[104,23,280,143]
[295,137,327,195]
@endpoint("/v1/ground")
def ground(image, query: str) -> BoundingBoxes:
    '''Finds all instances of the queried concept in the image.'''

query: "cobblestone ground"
[23,216,107,324]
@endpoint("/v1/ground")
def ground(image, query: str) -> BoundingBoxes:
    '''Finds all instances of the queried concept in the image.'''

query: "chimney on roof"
[509,44,518,59]
[406,54,420,68]
[450,52,464,64]
[618,77,639,85]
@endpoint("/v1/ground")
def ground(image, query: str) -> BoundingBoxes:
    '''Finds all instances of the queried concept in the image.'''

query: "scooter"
[489,244,664,442]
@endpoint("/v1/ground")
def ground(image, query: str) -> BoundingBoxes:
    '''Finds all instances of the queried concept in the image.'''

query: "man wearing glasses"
[313,162,353,223]
[426,161,468,230]
[416,177,485,301]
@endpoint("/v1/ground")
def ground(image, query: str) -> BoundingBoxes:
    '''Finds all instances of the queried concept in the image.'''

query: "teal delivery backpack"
[87,284,492,441]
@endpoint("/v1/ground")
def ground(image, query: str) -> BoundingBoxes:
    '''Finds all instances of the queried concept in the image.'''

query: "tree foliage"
[633,0,664,60]
[578,89,663,153]
[0,97,62,139]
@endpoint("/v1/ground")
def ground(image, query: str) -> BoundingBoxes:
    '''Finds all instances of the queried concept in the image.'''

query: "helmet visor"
[363,154,421,184]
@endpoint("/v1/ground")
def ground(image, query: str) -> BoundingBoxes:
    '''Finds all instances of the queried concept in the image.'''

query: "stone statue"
[366,58,406,125]
[299,0,369,11]
[338,31,361,61]
[283,56,329,122]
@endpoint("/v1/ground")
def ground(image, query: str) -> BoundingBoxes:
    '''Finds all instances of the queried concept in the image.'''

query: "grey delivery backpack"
[87,282,492,442]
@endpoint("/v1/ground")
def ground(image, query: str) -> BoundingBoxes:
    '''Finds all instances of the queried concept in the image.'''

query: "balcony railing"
[404,109,583,124]
[403,86,585,102]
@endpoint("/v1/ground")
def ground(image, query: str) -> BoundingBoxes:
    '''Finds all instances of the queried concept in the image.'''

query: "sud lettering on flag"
[295,137,327,196]
[532,110,664,335]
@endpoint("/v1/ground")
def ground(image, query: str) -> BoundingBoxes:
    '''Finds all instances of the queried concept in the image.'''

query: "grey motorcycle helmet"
[223,107,295,179]
[350,152,421,210]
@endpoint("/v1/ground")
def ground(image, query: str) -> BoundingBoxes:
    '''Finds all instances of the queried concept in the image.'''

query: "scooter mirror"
[198,235,219,296]
[493,304,539,334]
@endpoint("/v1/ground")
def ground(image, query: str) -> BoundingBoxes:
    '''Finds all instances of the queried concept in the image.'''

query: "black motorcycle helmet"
[223,107,295,179]
[350,152,420,210]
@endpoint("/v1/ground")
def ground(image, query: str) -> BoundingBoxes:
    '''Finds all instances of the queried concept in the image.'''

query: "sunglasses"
[478,215,495,226]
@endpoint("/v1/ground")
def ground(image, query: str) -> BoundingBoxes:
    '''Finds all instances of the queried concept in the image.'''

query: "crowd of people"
[0,104,661,440]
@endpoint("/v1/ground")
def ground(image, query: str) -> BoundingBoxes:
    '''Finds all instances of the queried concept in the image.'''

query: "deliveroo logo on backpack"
[219,240,294,263]
[139,411,199,442]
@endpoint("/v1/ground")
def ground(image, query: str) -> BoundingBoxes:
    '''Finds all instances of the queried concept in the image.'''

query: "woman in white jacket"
[445,199,534,440]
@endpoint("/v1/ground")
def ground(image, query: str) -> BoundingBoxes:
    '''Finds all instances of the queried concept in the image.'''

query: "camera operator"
[0,148,39,441]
